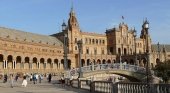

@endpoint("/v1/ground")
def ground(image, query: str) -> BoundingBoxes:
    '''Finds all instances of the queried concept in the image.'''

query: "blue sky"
[0,0,169,44]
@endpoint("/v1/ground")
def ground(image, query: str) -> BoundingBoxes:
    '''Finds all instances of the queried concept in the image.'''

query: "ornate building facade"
[0,8,169,74]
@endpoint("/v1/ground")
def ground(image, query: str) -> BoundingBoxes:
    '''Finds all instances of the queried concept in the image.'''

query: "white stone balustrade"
[68,63,147,77]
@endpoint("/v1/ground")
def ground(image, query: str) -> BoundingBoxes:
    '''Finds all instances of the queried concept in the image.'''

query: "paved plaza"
[0,78,89,93]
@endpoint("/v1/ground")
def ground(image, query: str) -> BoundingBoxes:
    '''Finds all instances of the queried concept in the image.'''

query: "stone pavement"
[0,78,90,93]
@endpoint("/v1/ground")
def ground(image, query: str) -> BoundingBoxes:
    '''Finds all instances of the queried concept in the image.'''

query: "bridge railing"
[69,63,147,77]
[65,79,170,93]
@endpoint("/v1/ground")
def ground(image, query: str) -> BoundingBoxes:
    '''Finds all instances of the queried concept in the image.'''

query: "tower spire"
[68,1,79,31]
[70,0,74,14]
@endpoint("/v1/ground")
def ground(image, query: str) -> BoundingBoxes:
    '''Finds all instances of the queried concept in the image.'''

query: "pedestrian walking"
[33,74,36,84]
[30,74,33,81]
[38,74,42,83]
[22,75,27,87]
[61,76,65,87]
[15,74,19,82]
[3,74,8,83]
[10,74,14,88]
[48,73,52,83]
[69,75,73,87]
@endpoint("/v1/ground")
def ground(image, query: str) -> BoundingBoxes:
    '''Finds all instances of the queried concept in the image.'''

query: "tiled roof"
[0,27,63,46]
[152,44,170,52]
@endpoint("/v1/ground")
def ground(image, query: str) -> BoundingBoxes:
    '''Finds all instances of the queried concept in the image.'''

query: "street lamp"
[63,33,68,70]
[62,21,67,31]
[133,28,137,65]
[62,21,68,71]
[157,42,160,62]
[77,40,83,78]
[144,19,150,93]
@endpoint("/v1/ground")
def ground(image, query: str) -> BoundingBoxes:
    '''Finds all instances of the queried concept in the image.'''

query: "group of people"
[29,73,43,84]
[5,74,27,88]
[2,73,53,88]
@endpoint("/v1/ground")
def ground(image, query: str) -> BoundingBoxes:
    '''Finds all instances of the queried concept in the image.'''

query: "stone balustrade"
[64,79,170,93]
[68,63,147,77]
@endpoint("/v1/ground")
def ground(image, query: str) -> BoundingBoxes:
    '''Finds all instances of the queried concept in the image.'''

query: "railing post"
[78,78,81,89]
[113,83,118,93]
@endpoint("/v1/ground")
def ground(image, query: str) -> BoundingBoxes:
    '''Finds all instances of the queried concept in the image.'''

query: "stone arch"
[40,58,45,69]
[68,59,71,69]
[130,59,134,65]
[16,56,21,69]
[141,58,147,67]
[124,48,127,55]
[87,59,90,66]
[107,59,111,64]
[33,57,37,69]
[7,55,13,69]
[118,48,121,55]
[25,57,29,69]
[113,60,116,63]
[47,58,52,69]
[97,59,101,64]
[124,59,128,64]
[156,58,160,64]
[102,59,106,64]
[61,59,64,69]
[0,54,3,69]
[81,59,85,67]
[54,59,58,69]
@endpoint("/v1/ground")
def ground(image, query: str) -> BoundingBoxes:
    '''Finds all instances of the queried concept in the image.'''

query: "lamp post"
[77,40,83,78]
[63,34,68,70]
[157,42,160,62]
[144,19,150,93]
[62,22,68,71]
[133,29,137,65]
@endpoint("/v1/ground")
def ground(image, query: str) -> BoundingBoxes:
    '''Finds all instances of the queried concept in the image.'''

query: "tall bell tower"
[67,7,81,54]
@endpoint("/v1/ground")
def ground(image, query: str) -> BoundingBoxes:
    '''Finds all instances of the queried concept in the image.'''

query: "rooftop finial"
[71,0,74,12]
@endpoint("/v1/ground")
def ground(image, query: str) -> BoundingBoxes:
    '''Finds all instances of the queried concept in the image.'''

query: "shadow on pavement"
[51,80,90,93]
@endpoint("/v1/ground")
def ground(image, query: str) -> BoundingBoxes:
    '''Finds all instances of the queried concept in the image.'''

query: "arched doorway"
[61,59,64,69]
[118,48,121,55]
[16,56,21,69]
[124,59,128,64]
[68,59,71,69]
[47,58,52,69]
[124,48,127,55]
[81,59,85,67]
[25,57,29,69]
[40,58,44,69]
[54,59,58,69]
[140,58,147,67]
[87,59,90,66]
[33,57,37,69]
[97,59,101,64]
[102,59,106,64]
[0,54,3,69]
[130,59,134,65]
[7,55,13,69]
[156,58,160,65]
[107,59,111,64]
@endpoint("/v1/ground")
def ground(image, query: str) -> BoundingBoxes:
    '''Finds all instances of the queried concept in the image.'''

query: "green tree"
[154,60,170,83]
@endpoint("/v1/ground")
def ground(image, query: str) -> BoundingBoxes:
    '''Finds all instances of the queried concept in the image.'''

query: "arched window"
[92,39,95,44]
[96,39,98,44]
[118,48,121,55]
[89,39,91,44]
[102,40,105,44]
